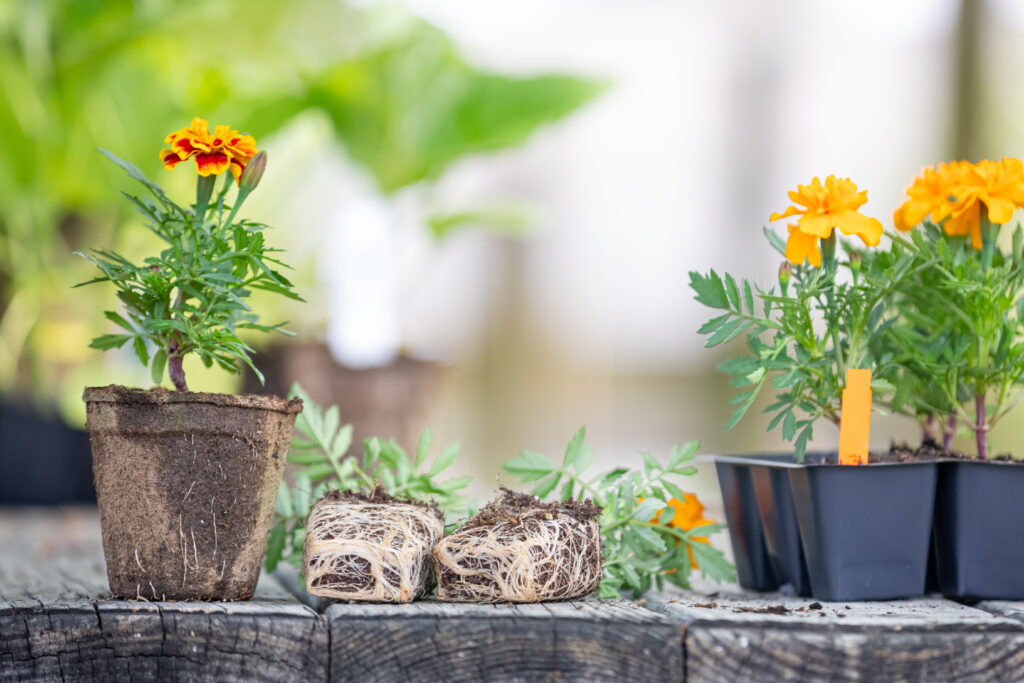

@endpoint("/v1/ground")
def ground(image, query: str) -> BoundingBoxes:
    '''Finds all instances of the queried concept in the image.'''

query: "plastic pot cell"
[711,457,779,592]
[787,458,938,602]
[933,459,1024,600]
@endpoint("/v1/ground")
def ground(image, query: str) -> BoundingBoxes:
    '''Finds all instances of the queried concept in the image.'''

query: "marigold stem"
[975,393,988,459]
[168,338,188,393]
[943,415,957,451]
[923,414,939,444]
[980,208,996,272]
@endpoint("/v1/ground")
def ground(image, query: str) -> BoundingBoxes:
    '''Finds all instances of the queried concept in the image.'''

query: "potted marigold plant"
[77,118,304,600]
[691,176,939,601]
[889,158,1024,600]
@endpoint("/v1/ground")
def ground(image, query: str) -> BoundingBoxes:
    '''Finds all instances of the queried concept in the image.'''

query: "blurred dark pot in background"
[0,400,94,505]
[243,342,441,454]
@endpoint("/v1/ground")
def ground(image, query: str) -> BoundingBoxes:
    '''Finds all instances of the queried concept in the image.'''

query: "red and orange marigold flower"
[895,158,1024,249]
[770,176,884,268]
[159,118,258,183]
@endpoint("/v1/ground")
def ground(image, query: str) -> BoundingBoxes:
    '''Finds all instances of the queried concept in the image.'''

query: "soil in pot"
[933,457,1024,600]
[712,458,779,592]
[303,488,444,602]
[788,454,938,601]
[433,489,602,603]
[84,385,302,601]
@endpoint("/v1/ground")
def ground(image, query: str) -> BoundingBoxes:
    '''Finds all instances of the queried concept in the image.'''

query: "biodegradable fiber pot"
[933,459,1024,600]
[788,458,937,602]
[433,489,602,603]
[84,385,302,600]
[303,489,444,602]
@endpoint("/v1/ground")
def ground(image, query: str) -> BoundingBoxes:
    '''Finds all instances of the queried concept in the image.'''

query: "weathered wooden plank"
[0,507,328,682]
[646,592,1024,682]
[1,597,329,682]
[326,598,683,683]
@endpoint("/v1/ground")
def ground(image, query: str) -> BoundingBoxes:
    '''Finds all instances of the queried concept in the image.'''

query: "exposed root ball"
[433,488,602,603]
[304,489,444,602]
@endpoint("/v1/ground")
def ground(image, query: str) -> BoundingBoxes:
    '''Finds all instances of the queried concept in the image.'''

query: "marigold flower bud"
[849,251,861,273]
[239,151,267,193]
[778,261,792,296]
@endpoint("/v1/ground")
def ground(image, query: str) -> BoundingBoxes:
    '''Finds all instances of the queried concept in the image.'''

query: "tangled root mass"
[433,488,603,603]
[304,488,444,602]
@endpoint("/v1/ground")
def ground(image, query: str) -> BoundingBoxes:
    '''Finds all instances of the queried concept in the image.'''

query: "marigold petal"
[229,158,245,184]
[982,195,1017,224]
[172,136,198,158]
[189,117,211,138]
[834,209,883,247]
[194,152,231,176]
[770,206,803,222]
[894,200,930,232]
[785,225,822,267]
[796,212,833,238]
[159,148,183,170]
[944,200,982,249]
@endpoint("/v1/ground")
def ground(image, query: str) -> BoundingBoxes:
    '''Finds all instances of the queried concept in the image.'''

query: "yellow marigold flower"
[895,159,1024,249]
[646,493,715,571]
[770,176,883,267]
[159,117,258,183]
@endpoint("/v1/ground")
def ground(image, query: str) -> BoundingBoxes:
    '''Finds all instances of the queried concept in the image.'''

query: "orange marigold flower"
[770,176,883,267]
[895,159,1024,249]
[893,161,969,233]
[159,117,258,184]
[647,493,715,571]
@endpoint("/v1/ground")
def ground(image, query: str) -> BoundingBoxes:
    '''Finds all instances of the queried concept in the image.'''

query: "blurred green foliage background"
[0,0,601,421]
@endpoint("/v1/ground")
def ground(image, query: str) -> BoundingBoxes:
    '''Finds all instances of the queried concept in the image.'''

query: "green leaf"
[641,452,661,478]
[151,349,167,386]
[689,541,737,583]
[532,472,562,499]
[632,498,665,522]
[427,442,460,478]
[132,336,149,367]
[503,450,556,481]
[689,270,730,309]
[264,523,286,573]
[274,481,293,517]
[669,441,699,469]
[632,525,667,553]
[415,427,433,468]
[89,334,132,351]
[311,19,604,192]
[562,426,587,469]
[663,481,687,502]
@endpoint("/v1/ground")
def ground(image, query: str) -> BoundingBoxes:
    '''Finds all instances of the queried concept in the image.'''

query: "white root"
[433,491,602,603]
[304,494,444,603]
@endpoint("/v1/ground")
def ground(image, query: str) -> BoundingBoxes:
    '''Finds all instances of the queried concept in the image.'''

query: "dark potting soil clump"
[304,487,444,603]
[432,488,603,603]
[881,441,1018,464]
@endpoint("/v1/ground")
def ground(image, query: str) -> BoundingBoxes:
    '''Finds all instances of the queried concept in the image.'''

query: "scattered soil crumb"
[808,602,823,610]
[692,602,719,609]
[732,604,790,615]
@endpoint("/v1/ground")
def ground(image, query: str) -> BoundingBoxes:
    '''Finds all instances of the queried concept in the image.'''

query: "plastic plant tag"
[838,368,872,465]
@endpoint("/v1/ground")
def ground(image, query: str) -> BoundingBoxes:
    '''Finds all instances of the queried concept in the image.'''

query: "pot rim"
[82,384,303,415]
[697,453,939,469]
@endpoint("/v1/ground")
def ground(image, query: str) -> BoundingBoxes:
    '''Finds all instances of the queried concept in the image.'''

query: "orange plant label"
[838,368,872,465]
